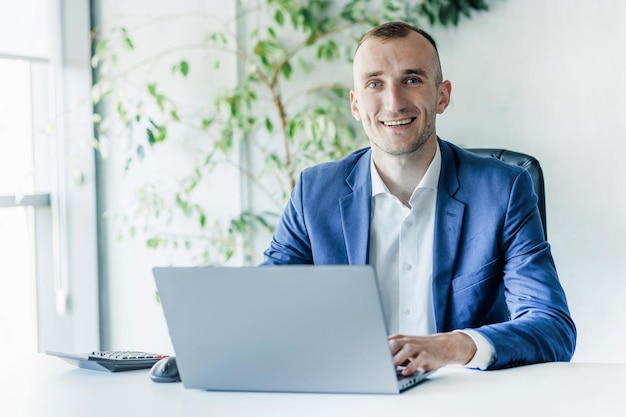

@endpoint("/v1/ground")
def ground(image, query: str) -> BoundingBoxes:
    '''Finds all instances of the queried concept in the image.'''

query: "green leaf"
[260,54,271,71]
[94,39,108,55]
[146,127,155,144]
[184,177,199,194]
[147,119,167,144]
[124,157,132,171]
[457,0,472,17]
[265,117,274,133]
[387,0,401,12]
[468,0,490,11]
[115,102,127,121]
[440,5,460,26]
[287,119,301,138]
[318,40,340,61]
[274,9,285,26]
[176,194,191,215]
[201,118,213,129]
[180,60,189,76]
[281,61,292,80]
[119,27,134,50]
[155,125,166,142]
[267,153,283,169]
[146,238,161,248]
[147,84,166,111]
[209,32,227,45]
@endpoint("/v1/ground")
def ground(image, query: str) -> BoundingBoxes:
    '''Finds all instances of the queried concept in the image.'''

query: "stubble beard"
[370,115,436,159]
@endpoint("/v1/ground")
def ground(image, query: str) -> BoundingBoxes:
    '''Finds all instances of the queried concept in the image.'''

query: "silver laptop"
[152,265,431,394]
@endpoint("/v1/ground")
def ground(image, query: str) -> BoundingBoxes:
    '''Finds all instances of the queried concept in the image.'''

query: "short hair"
[356,21,443,85]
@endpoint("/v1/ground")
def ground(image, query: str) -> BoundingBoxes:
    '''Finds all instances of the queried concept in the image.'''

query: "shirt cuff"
[454,329,496,370]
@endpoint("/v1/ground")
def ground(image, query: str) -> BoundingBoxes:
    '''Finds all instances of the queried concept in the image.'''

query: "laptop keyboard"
[90,351,166,360]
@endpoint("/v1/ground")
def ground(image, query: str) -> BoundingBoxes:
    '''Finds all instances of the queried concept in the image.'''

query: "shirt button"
[405,221,413,228]
[404,308,412,315]
[403,264,412,271]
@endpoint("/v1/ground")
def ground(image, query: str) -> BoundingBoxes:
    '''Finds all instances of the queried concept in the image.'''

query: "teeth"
[383,118,412,126]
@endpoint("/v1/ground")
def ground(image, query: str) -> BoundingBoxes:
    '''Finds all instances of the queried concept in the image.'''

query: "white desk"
[6,355,625,416]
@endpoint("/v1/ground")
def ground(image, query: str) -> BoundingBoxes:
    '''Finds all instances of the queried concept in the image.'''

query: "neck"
[372,139,437,206]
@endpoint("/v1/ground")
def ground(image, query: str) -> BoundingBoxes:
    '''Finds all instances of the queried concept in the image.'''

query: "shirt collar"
[370,142,442,198]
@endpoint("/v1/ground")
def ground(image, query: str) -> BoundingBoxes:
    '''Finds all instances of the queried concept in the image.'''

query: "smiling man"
[261,22,576,373]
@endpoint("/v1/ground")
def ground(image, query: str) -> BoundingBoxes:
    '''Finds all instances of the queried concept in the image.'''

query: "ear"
[349,89,361,121]
[436,80,452,114]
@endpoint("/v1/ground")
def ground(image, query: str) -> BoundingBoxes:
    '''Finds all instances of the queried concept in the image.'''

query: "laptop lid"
[153,265,428,394]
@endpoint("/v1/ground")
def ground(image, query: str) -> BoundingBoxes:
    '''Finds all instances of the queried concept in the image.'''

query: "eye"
[367,80,382,89]
[406,77,422,85]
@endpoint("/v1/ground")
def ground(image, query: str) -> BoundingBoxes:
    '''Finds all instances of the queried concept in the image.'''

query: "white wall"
[433,0,626,362]
[95,0,626,361]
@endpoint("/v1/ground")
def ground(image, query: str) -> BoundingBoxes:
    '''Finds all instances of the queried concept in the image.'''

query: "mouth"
[382,118,415,127]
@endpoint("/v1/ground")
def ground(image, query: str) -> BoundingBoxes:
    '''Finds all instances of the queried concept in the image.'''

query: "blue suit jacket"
[262,139,576,369]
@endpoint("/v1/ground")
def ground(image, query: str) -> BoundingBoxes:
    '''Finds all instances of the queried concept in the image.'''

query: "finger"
[392,343,417,369]
[403,351,441,376]
[387,334,405,355]
[402,356,427,376]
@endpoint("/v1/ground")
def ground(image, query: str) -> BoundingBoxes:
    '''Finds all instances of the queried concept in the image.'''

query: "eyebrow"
[361,68,429,80]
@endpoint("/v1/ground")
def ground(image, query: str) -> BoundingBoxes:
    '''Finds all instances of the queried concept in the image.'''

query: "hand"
[388,332,477,375]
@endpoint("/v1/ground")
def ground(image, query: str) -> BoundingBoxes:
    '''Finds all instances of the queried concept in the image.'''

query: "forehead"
[353,31,438,79]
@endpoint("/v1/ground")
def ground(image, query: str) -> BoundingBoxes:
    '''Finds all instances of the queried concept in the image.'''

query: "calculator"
[46,350,168,372]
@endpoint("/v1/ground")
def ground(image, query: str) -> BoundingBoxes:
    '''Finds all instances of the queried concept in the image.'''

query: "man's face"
[350,31,451,159]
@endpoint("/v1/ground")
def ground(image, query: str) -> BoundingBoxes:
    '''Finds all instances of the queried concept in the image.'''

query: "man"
[261,22,576,374]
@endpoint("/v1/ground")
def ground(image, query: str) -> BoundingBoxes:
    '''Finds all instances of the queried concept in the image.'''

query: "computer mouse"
[149,356,181,383]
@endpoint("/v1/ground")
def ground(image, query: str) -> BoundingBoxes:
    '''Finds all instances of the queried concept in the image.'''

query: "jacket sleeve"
[260,172,313,265]
[475,170,577,369]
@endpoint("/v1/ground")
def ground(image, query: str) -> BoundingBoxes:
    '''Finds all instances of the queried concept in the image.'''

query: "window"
[0,58,50,353]
[0,0,99,353]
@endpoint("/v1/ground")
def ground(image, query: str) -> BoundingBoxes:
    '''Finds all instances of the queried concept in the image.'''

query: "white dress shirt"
[368,144,495,369]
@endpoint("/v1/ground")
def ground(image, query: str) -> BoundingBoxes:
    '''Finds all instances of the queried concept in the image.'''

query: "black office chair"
[467,148,547,238]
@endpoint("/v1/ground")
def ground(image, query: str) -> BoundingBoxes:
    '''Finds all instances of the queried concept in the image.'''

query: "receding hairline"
[355,21,443,84]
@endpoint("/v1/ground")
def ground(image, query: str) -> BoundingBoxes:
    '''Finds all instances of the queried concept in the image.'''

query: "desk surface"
[6,355,626,417]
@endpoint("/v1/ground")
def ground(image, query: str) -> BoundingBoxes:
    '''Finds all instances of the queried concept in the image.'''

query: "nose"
[383,84,408,114]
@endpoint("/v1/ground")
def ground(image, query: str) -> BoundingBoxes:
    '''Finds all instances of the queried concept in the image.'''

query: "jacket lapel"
[335,142,465,330]
[339,149,372,265]
[433,140,465,332]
